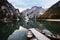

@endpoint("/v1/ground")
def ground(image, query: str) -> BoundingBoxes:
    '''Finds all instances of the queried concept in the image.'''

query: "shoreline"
[37,19,60,21]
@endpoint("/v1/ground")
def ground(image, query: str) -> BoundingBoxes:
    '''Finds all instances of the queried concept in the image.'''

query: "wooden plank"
[30,28,50,40]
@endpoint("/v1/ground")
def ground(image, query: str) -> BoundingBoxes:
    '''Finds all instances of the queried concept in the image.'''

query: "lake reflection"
[0,20,60,40]
[8,26,27,40]
[40,21,60,34]
[0,21,21,40]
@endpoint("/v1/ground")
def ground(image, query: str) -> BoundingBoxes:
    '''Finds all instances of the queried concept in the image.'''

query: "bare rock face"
[0,0,20,22]
[21,6,45,20]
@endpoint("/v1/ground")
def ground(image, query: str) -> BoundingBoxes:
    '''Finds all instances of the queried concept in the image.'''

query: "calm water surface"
[0,20,60,40]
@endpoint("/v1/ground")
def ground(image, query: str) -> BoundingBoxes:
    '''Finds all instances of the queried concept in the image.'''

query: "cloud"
[19,8,26,12]
[15,6,30,12]
[41,0,59,8]
[8,0,41,7]
[17,7,27,12]
[8,0,59,11]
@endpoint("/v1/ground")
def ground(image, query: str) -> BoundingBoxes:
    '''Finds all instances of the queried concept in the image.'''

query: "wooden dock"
[29,28,50,40]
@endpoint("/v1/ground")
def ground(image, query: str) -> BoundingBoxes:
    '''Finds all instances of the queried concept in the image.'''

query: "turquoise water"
[0,20,60,40]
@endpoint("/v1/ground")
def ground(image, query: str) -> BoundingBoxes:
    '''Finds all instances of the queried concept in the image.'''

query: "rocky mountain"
[21,6,45,19]
[38,1,60,19]
[0,0,21,22]
[0,0,22,40]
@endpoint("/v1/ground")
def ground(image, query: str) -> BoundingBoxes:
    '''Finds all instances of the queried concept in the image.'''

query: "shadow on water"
[39,21,60,34]
[0,20,60,40]
[0,20,23,40]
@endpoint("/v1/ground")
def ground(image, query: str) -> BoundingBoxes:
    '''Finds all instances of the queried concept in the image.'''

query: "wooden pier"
[29,28,50,40]
[19,26,60,40]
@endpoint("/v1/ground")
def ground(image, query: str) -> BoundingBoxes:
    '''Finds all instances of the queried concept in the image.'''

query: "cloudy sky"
[8,0,59,12]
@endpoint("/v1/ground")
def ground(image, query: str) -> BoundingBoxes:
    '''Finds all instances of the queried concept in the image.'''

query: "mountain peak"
[32,6,42,9]
[21,6,45,19]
